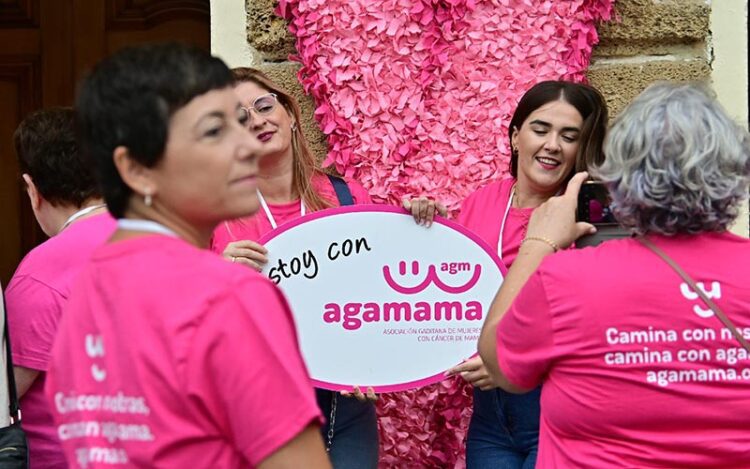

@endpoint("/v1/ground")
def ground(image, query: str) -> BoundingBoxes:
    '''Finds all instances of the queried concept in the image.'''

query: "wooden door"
[0,0,210,284]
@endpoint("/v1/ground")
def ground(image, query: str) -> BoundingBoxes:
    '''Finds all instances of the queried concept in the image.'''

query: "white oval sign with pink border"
[260,205,505,393]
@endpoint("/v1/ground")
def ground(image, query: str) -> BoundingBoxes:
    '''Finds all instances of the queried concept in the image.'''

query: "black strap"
[2,286,21,423]
[638,236,750,353]
[327,174,354,206]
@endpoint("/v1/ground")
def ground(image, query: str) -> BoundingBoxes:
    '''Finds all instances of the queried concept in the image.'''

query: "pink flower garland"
[277,0,614,466]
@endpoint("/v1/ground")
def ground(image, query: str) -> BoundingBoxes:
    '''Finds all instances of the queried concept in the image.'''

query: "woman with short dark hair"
[45,43,330,468]
[480,82,750,467]
[7,106,114,469]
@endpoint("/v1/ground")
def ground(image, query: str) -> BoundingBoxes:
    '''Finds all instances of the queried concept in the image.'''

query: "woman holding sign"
[45,44,330,468]
[211,68,379,469]
[408,80,608,468]
[479,83,750,467]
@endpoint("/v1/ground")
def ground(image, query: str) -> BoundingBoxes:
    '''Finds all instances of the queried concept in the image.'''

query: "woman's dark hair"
[76,42,233,218]
[508,81,608,179]
[14,107,100,207]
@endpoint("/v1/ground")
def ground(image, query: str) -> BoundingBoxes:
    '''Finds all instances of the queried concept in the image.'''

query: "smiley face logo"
[85,334,107,382]
[382,260,481,294]
[679,281,721,318]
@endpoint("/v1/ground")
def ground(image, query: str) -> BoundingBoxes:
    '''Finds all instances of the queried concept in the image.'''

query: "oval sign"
[260,205,505,392]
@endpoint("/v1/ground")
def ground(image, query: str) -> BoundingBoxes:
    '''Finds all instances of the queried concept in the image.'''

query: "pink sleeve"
[456,189,481,227]
[5,275,63,370]
[496,270,556,390]
[345,178,373,204]
[185,278,321,466]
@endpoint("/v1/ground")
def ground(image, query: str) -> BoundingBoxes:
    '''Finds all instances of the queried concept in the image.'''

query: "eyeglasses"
[239,93,278,121]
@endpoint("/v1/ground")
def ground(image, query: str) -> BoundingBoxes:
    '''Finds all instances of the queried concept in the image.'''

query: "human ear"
[511,126,519,152]
[22,173,42,212]
[112,146,156,199]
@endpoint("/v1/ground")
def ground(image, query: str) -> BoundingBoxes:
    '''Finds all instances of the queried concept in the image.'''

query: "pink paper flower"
[278,0,614,465]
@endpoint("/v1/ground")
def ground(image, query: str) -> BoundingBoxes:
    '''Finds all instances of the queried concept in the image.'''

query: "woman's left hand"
[340,385,377,402]
[525,172,597,250]
[445,356,498,391]
[402,197,447,227]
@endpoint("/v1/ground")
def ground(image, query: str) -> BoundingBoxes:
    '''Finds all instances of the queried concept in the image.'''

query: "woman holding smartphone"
[211,68,379,469]
[408,80,608,468]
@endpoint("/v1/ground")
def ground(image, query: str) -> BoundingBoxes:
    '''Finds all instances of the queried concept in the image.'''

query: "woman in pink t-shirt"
[409,81,608,468]
[211,68,378,469]
[480,83,750,467]
[45,44,331,468]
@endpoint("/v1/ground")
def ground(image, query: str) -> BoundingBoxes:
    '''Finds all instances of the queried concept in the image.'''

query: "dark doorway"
[0,0,210,284]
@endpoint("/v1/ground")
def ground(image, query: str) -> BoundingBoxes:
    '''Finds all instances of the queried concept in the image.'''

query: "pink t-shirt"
[457,178,532,268]
[211,173,372,252]
[5,213,115,469]
[497,232,750,467]
[45,234,321,468]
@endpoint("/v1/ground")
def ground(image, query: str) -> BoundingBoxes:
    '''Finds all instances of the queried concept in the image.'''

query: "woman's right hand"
[402,197,447,227]
[223,240,269,272]
[445,356,498,391]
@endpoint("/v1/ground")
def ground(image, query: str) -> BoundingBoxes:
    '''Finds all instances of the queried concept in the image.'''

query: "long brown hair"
[232,67,333,212]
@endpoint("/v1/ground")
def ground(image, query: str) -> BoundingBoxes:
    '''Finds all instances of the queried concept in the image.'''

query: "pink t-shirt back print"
[45,235,321,468]
[5,213,115,469]
[497,232,750,468]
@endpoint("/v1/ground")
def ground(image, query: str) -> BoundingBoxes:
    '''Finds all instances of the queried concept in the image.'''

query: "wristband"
[522,236,559,252]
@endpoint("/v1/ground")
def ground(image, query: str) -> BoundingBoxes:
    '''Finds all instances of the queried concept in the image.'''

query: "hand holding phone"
[576,181,630,248]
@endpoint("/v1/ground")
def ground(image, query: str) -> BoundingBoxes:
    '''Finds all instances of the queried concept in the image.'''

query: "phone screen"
[577,182,617,224]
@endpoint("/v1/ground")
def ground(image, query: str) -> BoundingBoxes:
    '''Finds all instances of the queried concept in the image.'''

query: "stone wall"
[241,0,714,160]
[589,0,711,115]
[226,0,748,234]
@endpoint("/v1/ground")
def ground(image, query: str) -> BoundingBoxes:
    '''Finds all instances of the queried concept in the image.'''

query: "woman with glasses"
[211,68,379,469]
[45,44,330,468]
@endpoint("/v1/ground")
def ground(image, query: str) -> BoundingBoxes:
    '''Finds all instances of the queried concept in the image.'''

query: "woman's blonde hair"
[232,67,333,212]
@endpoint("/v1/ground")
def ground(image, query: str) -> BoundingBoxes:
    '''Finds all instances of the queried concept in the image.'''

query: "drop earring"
[144,190,153,207]
[291,122,297,132]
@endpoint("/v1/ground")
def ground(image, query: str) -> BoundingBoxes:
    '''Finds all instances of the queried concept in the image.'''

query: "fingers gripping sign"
[223,239,269,272]
[340,386,378,402]
[445,356,498,391]
[402,197,448,227]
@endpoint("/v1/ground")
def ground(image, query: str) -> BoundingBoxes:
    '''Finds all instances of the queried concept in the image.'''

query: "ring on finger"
[231,256,237,263]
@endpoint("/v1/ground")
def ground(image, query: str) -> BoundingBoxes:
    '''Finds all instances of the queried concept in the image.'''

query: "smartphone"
[576,181,617,224]
[576,181,630,248]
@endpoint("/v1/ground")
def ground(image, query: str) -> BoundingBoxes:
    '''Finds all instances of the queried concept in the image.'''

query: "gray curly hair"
[594,82,750,235]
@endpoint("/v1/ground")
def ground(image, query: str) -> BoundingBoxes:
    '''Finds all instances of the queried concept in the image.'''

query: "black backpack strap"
[327,174,354,206]
[2,286,21,423]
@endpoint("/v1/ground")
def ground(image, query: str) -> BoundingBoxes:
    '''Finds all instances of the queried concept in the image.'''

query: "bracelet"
[522,236,559,252]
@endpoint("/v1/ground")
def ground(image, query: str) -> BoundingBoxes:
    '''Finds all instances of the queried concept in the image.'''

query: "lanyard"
[117,219,178,237]
[496,185,515,259]
[60,204,106,232]
[256,189,305,230]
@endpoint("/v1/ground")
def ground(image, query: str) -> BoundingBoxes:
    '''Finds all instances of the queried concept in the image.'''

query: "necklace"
[116,219,178,237]
[59,204,106,232]
[256,189,306,230]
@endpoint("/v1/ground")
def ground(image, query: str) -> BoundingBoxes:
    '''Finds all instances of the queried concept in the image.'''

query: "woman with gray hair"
[478,82,750,467]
